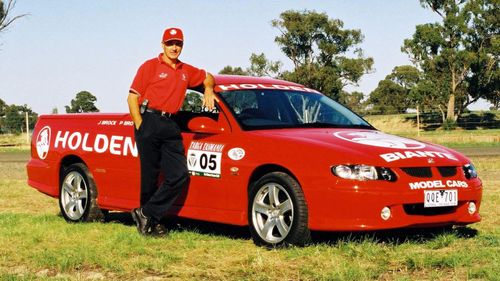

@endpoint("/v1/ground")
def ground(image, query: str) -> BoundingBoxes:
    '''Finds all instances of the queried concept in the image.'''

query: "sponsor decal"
[334,131,425,149]
[409,180,468,190]
[97,119,134,127]
[380,151,458,162]
[36,126,51,159]
[217,84,320,93]
[187,141,225,178]
[54,130,137,157]
[97,120,117,125]
[159,72,168,79]
[228,147,245,160]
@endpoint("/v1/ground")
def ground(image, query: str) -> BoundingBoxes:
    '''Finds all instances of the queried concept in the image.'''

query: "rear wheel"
[59,163,104,222]
[248,172,311,247]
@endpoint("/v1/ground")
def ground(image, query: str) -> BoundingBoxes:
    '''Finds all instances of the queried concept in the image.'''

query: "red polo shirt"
[130,54,206,113]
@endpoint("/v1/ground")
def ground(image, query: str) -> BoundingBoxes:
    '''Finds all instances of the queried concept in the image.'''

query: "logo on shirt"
[159,72,168,79]
[182,73,187,81]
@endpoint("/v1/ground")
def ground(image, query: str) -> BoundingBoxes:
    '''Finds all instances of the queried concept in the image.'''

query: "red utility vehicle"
[27,75,482,246]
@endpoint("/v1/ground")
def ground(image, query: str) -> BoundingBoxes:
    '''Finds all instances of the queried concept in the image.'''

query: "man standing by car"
[127,27,218,236]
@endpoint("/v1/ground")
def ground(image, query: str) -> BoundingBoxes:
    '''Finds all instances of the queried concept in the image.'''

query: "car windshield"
[219,89,373,130]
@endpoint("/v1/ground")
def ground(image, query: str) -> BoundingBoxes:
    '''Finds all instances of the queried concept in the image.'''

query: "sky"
[0,0,491,114]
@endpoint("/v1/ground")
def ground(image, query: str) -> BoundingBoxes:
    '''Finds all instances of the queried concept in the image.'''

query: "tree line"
[0,91,99,134]
[220,0,499,126]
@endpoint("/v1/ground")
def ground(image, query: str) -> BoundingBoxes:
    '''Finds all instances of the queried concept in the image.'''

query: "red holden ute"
[27,75,482,247]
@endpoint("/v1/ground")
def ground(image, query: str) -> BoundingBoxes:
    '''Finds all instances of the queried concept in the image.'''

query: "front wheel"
[59,163,104,222]
[248,172,311,247]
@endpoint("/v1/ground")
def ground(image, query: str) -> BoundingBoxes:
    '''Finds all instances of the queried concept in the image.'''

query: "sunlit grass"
[0,154,498,280]
[364,113,500,148]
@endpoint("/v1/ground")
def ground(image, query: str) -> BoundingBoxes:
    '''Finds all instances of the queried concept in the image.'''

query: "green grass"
[0,134,30,153]
[0,155,499,280]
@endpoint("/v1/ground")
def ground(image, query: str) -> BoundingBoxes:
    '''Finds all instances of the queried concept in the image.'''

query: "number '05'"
[200,154,217,170]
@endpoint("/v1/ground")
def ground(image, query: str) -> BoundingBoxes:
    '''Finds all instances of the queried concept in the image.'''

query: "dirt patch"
[0,151,30,162]
[454,147,500,157]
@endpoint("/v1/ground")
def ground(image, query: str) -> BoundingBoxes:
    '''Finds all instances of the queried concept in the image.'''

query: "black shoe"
[150,222,168,237]
[131,208,152,235]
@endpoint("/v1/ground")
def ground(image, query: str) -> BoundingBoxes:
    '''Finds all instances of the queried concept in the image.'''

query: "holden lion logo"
[334,131,425,149]
[36,126,51,159]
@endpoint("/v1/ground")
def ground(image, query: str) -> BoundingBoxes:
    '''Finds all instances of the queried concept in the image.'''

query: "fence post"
[416,105,420,137]
[25,111,30,144]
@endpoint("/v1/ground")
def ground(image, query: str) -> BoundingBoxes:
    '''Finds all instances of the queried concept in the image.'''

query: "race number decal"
[187,141,225,178]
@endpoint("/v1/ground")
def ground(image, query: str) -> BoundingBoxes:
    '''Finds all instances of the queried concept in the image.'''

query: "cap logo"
[170,29,177,35]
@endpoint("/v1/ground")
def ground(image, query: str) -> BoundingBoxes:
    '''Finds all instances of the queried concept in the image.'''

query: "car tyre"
[59,163,104,222]
[248,172,311,247]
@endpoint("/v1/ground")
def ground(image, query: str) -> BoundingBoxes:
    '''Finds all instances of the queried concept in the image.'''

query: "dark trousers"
[134,112,189,222]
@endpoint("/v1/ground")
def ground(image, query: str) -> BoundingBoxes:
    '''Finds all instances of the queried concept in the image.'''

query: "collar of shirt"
[157,53,184,70]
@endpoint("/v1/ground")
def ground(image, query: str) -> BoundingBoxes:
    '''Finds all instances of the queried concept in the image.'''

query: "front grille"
[401,167,432,178]
[437,166,457,177]
[403,204,457,216]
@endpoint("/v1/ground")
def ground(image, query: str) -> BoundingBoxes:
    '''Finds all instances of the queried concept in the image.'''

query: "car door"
[174,90,238,214]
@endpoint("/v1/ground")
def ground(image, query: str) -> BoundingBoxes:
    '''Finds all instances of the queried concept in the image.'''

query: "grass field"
[0,152,498,280]
[363,114,499,148]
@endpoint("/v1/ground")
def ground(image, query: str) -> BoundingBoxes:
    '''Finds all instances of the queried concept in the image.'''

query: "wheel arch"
[59,155,88,188]
[248,164,300,191]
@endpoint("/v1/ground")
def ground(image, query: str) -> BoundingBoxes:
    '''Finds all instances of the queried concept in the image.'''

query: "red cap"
[162,28,184,42]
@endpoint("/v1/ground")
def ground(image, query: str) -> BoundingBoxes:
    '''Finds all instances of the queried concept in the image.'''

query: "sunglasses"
[164,40,183,47]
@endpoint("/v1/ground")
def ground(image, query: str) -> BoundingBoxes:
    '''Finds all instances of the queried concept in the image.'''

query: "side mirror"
[187,117,224,134]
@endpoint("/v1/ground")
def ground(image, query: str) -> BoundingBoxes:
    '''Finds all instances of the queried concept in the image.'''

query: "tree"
[219,66,248,75]
[0,98,6,117]
[219,53,282,77]
[272,10,373,100]
[338,91,365,114]
[0,0,27,34]
[368,65,421,114]
[247,53,282,77]
[402,0,499,122]
[3,104,37,133]
[65,91,99,113]
[465,0,499,110]
[0,98,6,132]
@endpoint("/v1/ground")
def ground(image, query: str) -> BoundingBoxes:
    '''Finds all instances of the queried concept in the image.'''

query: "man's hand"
[127,92,143,130]
[202,72,219,110]
[203,88,219,110]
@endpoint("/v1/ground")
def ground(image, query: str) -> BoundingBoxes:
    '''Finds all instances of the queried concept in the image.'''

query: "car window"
[174,90,220,132]
[219,89,372,130]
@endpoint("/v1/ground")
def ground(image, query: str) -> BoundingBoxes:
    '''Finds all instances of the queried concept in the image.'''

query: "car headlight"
[331,165,396,181]
[463,163,478,179]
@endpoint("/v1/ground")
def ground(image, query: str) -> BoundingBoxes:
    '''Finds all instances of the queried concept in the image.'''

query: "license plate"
[424,189,458,207]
